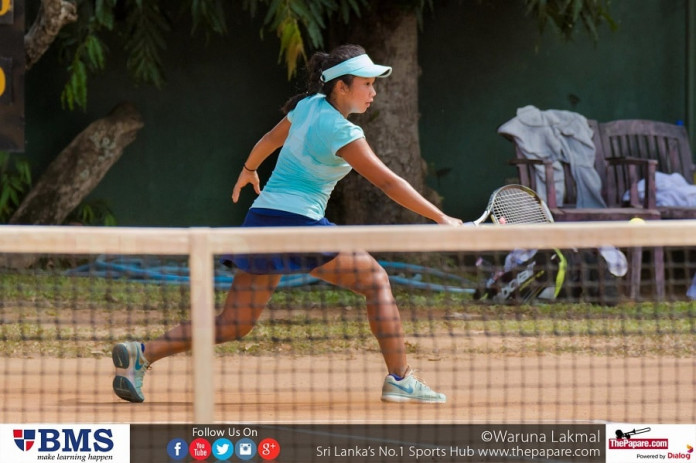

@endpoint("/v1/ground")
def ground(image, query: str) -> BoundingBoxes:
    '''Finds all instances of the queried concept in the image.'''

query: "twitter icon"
[212,438,234,460]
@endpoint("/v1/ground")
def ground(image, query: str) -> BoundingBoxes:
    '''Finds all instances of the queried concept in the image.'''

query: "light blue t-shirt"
[252,94,364,220]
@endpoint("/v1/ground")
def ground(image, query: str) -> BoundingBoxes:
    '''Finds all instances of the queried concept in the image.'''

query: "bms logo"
[13,429,36,451]
[12,428,114,452]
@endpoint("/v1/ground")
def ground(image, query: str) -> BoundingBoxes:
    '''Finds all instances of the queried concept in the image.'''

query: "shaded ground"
[2,349,693,424]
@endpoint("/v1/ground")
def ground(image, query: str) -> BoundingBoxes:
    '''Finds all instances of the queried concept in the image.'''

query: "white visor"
[320,54,392,82]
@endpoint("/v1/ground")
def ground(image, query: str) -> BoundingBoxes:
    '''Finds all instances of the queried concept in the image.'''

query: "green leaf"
[0,154,31,222]
[104,214,118,226]
[72,60,88,108]
[525,0,614,42]
[94,0,117,30]
[61,58,88,110]
[0,188,10,214]
[571,0,583,22]
[190,0,228,37]
[84,35,106,70]
[7,189,18,207]
[123,0,170,87]
[277,17,305,79]
[66,199,117,226]
[264,0,282,26]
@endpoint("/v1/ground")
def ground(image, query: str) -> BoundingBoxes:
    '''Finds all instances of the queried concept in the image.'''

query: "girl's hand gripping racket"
[473,184,554,225]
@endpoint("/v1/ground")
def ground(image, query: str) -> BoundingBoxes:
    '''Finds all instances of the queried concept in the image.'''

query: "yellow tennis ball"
[629,217,646,224]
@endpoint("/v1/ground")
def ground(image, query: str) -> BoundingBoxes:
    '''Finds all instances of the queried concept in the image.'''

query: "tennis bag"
[474,248,620,305]
[474,249,566,304]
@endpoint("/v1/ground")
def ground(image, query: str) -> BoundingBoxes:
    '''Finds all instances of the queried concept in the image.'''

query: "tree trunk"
[25,0,77,70]
[326,8,441,225]
[10,102,144,226]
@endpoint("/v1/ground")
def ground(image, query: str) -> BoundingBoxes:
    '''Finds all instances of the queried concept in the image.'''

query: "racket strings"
[490,188,552,224]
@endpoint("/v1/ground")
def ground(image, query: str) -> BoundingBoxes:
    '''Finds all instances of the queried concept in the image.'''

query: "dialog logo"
[13,429,36,451]
[212,437,234,460]
[167,438,189,460]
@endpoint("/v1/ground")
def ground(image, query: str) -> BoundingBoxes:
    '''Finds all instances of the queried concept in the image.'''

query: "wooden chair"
[504,119,664,300]
[598,119,696,219]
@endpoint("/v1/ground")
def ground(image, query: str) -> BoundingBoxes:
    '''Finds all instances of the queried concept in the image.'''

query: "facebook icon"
[167,438,188,460]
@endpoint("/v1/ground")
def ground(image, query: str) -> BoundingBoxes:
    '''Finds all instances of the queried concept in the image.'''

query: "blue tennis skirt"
[220,208,339,274]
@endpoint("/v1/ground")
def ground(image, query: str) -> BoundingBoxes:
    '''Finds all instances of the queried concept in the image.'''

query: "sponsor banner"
[5,423,693,461]
[131,424,604,462]
[0,424,130,463]
[606,424,696,463]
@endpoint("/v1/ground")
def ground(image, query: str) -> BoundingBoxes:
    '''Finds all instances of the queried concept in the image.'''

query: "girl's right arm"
[338,138,462,225]
[232,117,291,203]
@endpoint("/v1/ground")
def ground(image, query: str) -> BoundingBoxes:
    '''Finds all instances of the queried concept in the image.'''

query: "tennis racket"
[473,184,564,302]
[473,184,554,225]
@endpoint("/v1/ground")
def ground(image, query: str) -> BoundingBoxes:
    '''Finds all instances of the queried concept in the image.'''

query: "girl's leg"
[144,272,281,363]
[310,252,408,377]
[311,252,446,403]
[112,271,280,403]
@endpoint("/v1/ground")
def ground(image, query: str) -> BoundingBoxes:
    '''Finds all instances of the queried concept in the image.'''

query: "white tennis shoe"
[112,341,150,403]
[381,369,446,403]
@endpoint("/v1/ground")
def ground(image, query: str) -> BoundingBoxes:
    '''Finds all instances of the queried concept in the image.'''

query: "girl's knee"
[362,265,391,292]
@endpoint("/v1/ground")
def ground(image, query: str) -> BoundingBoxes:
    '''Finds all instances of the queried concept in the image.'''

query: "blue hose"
[64,255,475,293]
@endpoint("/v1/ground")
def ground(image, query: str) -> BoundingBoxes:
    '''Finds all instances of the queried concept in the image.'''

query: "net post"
[189,228,215,423]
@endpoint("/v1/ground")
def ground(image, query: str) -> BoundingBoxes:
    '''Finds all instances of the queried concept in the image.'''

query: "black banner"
[0,0,13,24]
[131,424,605,463]
[0,0,24,152]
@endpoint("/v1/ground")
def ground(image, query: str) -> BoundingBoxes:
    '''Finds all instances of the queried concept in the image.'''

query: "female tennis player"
[112,44,462,404]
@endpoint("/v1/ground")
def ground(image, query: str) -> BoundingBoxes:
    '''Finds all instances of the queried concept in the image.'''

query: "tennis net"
[0,221,695,425]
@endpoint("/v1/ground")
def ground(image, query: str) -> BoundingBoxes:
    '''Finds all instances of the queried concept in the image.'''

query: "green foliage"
[94,0,116,30]
[244,0,367,78]
[53,0,616,109]
[59,0,115,110]
[187,0,228,37]
[60,34,109,110]
[123,1,170,89]
[524,0,618,41]
[0,152,32,223]
[58,0,235,111]
[277,16,305,79]
[65,200,117,226]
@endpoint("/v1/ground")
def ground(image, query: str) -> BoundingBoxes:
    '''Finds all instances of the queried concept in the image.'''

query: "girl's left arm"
[339,138,462,225]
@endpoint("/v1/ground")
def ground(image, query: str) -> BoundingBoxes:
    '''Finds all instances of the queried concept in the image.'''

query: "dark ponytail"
[281,44,367,114]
